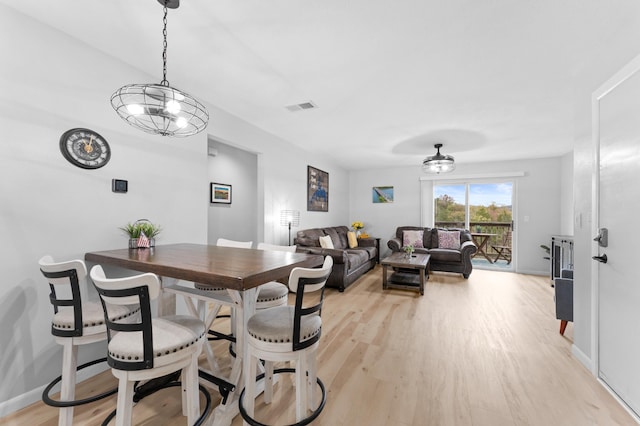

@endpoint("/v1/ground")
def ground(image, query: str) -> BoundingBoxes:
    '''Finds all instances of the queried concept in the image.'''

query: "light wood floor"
[2,267,637,425]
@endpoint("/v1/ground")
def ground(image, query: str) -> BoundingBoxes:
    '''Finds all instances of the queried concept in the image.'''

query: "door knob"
[592,254,608,263]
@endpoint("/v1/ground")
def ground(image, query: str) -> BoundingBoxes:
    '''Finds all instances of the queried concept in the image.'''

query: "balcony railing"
[435,221,512,261]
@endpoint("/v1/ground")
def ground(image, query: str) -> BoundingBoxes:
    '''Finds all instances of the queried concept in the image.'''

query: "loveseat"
[387,226,477,278]
[294,226,377,292]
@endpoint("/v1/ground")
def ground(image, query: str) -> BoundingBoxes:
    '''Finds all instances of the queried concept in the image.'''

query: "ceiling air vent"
[285,101,317,112]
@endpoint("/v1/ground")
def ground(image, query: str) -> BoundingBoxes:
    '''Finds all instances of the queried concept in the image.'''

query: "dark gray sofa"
[387,226,477,278]
[294,226,377,292]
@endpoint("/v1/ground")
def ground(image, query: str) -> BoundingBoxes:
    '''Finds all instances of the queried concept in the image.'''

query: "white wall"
[560,152,574,236]
[207,140,258,244]
[350,157,566,275]
[0,6,207,410]
[207,115,349,247]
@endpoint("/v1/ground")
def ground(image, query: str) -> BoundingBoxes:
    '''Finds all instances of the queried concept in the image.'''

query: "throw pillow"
[438,230,461,250]
[347,231,358,248]
[319,235,334,249]
[402,230,424,248]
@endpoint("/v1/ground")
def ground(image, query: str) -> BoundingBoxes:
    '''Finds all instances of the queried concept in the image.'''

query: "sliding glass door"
[434,181,513,269]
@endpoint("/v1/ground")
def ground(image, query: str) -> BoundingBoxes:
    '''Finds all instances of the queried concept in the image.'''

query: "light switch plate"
[112,179,128,193]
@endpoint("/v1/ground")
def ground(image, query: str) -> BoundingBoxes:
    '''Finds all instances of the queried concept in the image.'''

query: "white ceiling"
[5,0,640,170]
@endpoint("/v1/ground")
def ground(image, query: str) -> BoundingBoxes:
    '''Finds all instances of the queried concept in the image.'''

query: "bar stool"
[239,256,333,426]
[255,243,297,309]
[90,265,208,426]
[39,255,137,426]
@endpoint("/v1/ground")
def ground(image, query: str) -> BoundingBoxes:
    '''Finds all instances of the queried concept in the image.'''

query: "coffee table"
[381,252,430,295]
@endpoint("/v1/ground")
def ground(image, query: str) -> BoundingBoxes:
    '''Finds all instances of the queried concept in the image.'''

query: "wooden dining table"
[85,243,324,426]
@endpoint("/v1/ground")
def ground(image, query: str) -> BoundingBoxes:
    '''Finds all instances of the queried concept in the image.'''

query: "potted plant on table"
[120,219,162,249]
[351,221,364,238]
[403,244,415,258]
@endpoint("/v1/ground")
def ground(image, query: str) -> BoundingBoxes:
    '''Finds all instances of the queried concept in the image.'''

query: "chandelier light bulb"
[165,100,181,114]
[175,116,188,128]
[126,104,144,115]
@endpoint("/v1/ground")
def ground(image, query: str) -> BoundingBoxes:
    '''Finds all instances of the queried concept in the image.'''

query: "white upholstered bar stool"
[240,256,333,426]
[90,265,206,426]
[255,243,297,310]
[39,255,136,426]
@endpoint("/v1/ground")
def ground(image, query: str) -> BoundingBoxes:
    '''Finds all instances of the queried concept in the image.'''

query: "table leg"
[382,264,388,290]
[210,287,257,426]
[158,277,177,316]
[419,268,425,296]
[475,237,493,263]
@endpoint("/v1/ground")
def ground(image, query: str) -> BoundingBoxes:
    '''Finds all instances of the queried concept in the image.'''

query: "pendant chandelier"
[422,143,455,174]
[110,0,209,137]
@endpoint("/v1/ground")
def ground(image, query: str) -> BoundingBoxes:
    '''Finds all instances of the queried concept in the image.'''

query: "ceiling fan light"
[422,143,455,174]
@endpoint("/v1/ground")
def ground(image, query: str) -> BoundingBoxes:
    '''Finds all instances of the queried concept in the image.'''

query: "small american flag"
[137,230,150,248]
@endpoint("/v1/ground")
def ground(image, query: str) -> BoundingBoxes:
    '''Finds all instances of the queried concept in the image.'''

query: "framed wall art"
[372,186,394,203]
[210,182,232,204]
[307,166,329,212]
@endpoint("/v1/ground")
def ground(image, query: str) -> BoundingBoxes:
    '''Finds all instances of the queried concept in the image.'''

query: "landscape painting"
[210,182,232,204]
[372,186,394,203]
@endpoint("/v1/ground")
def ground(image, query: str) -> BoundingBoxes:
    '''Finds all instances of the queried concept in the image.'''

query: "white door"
[595,55,640,416]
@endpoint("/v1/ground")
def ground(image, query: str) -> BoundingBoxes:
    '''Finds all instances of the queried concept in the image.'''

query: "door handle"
[592,254,608,264]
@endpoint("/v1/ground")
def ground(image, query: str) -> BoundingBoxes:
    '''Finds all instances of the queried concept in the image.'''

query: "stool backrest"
[288,256,333,351]
[217,238,253,248]
[90,265,159,370]
[257,242,297,253]
[39,255,88,338]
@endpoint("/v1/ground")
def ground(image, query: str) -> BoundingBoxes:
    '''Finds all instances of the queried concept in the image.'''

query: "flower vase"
[129,238,155,249]
[356,230,362,238]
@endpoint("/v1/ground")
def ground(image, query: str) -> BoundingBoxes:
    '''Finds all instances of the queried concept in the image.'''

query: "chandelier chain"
[161,4,169,86]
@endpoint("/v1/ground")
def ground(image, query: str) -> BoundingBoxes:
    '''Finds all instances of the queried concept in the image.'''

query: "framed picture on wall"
[372,186,394,203]
[210,182,232,204]
[307,166,329,212]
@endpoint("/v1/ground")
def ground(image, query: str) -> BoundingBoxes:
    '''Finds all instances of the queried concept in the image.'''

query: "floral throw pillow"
[402,230,424,248]
[438,230,460,250]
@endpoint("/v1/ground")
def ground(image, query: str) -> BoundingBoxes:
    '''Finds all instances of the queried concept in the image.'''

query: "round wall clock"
[59,128,111,169]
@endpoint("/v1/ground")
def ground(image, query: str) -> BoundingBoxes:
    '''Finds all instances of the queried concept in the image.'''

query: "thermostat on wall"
[112,179,128,193]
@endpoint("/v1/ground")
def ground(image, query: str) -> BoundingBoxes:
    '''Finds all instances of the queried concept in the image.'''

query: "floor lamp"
[280,210,300,245]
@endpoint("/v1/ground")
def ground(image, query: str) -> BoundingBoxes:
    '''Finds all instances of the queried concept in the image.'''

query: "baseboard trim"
[515,268,549,276]
[0,362,109,418]
[571,343,593,372]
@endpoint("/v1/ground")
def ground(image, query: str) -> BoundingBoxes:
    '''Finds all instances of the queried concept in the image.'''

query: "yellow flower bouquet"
[351,221,364,230]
